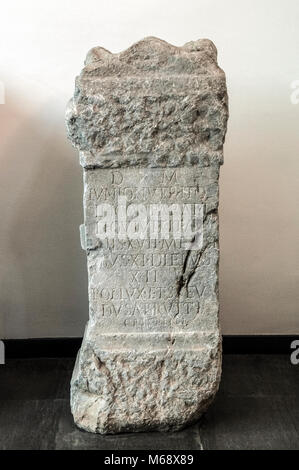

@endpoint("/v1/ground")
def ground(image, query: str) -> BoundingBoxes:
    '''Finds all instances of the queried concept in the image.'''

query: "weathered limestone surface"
[66,37,228,434]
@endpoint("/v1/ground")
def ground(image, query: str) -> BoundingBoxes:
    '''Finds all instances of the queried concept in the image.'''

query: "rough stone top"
[66,37,228,169]
[83,36,219,75]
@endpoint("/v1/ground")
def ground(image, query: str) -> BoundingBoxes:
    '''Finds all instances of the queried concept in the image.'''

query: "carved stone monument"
[66,37,228,434]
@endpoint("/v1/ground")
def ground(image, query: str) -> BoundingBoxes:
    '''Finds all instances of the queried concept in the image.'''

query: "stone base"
[71,329,222,434]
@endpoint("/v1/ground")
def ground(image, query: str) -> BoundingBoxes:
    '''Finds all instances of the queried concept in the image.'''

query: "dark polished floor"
[0,355,298,450]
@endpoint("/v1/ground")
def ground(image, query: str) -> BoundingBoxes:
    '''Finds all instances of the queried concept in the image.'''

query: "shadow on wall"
[0,95,88,338]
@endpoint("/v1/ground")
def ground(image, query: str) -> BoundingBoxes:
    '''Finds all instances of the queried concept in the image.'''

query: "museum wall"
[0,0,298,338]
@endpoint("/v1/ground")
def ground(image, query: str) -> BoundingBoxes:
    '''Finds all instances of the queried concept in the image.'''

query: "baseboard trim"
[223,335,298,354]
[3,338,82,359]
[1,335,298,358]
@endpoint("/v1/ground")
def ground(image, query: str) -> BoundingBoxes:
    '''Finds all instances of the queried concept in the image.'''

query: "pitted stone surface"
[66,37,228,434]
[66,36,228,169]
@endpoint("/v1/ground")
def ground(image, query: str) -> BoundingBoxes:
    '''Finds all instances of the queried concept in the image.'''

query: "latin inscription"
[85,167,218,332]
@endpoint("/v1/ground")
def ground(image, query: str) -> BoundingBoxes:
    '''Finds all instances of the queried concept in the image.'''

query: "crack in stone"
[176,242,211,296]
[176,248,192,296]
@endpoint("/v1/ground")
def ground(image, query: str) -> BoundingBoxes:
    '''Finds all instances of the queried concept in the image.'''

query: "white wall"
[0,0,298,337]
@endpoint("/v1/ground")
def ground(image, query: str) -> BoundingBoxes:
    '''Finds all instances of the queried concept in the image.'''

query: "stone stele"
[66,37,228,434]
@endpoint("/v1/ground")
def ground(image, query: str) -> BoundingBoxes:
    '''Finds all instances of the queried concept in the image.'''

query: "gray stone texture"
[66,37,228,434]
